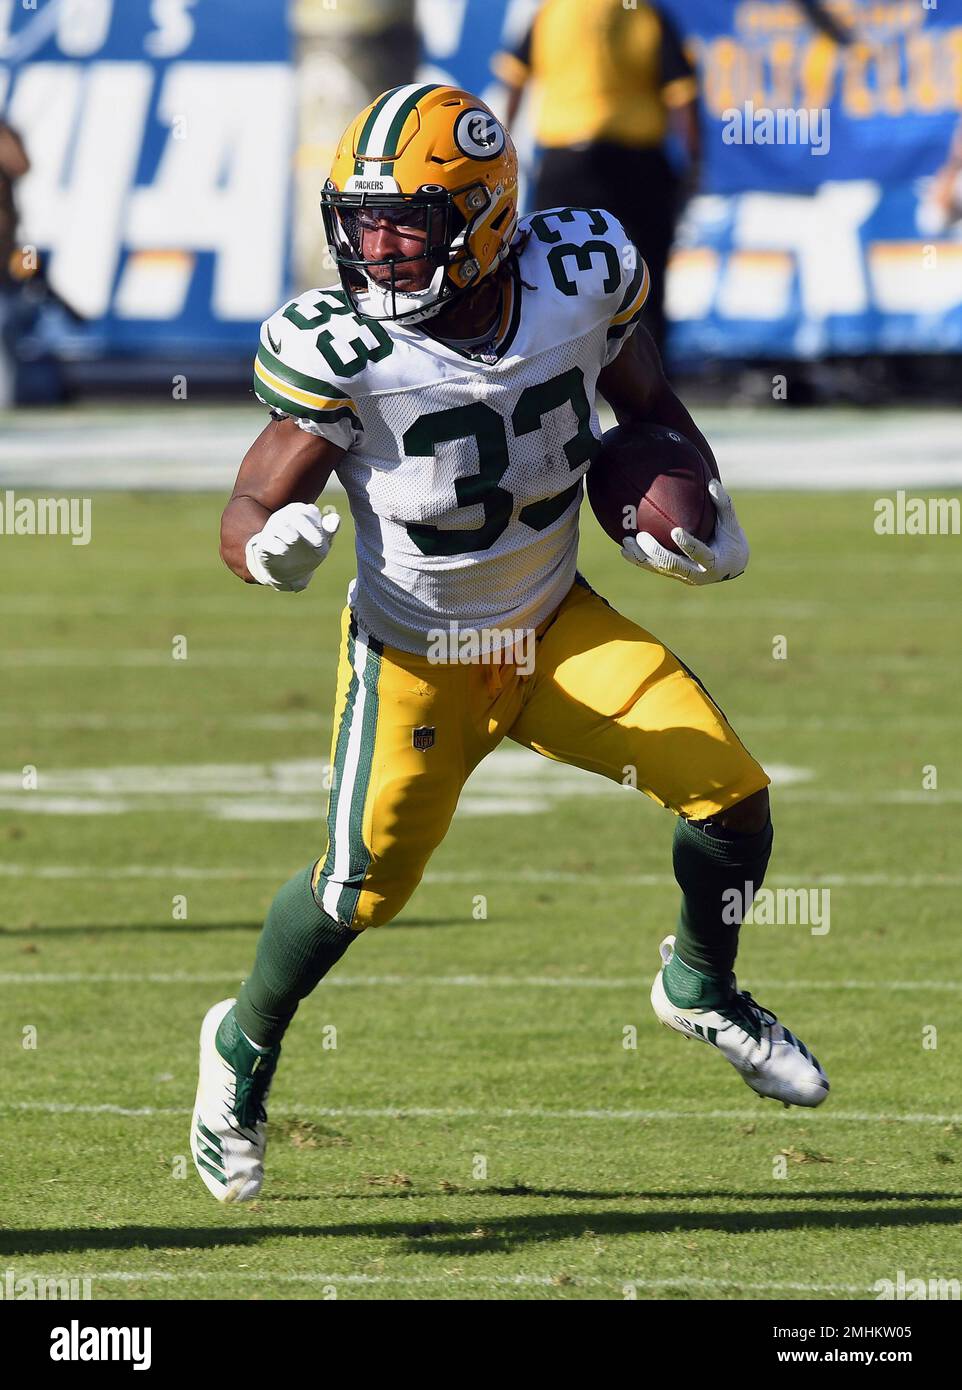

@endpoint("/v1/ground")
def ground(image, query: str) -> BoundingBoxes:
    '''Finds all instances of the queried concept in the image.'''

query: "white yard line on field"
[0,752,808,822]
[1,972,960,993]
[0,713,328,731]
[777,790,962,804]
[5,1100,962,1125]
[2,404,961,489]
[1,596,826,619]
[1,862,960,888]
[68,1270,871,1294]
[0,750,956,817]
[2,710,959,734]
[0,650,309,668]
[3,789,959,815]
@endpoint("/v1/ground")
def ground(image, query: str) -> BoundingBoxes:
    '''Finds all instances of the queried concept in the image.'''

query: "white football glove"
[621,479,749,586]
[245,502,340,592]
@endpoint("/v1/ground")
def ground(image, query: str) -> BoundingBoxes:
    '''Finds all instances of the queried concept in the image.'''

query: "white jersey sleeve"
[590,214,650,366]
[253,288,380,452]
[520,207,650,366]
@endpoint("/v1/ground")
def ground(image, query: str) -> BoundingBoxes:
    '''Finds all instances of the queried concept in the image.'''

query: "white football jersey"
[253,207,649,655]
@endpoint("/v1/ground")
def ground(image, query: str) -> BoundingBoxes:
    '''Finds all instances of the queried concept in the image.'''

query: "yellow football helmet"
[320,83,519,323]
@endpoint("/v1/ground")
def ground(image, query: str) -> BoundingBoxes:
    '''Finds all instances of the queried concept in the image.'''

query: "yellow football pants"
[312,577,769,929]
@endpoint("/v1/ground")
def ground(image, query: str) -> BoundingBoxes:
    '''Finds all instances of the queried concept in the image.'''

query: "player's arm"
[597,327,749,586]
[597,325,718,478]
[0,120,30,178]
[221,418,346,590]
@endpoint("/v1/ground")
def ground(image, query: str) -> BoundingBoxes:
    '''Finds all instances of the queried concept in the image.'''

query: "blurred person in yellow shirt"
[494,0,699,353]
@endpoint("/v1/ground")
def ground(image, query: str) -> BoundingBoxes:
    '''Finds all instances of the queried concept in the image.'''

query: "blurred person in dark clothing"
[0,120,82,405]
[918,118,962,237]
[0,120,29,287]
[0,119,29,406]
[494,0,699,354]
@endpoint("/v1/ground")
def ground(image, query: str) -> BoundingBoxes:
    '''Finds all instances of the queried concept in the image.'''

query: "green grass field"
[2,476,961,1301]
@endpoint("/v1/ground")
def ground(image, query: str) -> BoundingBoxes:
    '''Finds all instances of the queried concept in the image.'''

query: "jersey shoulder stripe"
[520,206,650,363]
[251,285,395,442]
[518,206,649,358]
[253,343,361,430]
[607,258,650,341]
[612,256,650,320]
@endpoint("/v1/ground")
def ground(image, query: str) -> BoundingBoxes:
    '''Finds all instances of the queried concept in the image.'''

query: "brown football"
[586,422,716,553]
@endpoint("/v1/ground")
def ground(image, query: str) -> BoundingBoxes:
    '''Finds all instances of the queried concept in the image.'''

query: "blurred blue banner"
[656,0,962,358]
[0,0,293,357]
[423,0,962,359]
[659,0,960,195]
[4,0,961,362]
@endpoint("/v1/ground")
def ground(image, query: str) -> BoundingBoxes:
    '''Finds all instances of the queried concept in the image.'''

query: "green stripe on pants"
[318,626,358,890]
[335,633,382,923]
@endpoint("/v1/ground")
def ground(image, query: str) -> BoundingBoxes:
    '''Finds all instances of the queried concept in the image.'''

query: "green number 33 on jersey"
[283,291,393,378]
[403,366,599,557]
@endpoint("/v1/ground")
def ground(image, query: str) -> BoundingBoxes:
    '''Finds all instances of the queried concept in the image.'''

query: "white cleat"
[651,936,829,1108]
[190,998,280,1203]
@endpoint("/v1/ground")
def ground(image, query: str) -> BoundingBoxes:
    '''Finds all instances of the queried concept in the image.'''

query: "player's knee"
[713,786,770,835]
[351,875,421,930]
[353,898,390,930]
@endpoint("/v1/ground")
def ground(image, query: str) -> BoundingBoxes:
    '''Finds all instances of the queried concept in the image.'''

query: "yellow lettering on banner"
[746,45,766,109]
[907,34,940,111]
[700,14,962,120]
[801,35,838,110]
[877,41,906,116]
[769,37,795,109]
[735,2,803,35]
[843,43,874,118]
[705,38,740,112]
[946,29,962,105]
[902,1,925,34]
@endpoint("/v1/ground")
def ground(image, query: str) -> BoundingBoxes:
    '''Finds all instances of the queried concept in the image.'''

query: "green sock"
[235,864,357,1047]
[663,815,774,1008]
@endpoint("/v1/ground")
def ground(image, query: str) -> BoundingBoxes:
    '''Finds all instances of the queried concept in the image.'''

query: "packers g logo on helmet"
[320,84,519,324]
[453,109,506,160]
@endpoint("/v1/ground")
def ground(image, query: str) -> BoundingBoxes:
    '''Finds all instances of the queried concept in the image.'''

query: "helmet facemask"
[321,183,489,324]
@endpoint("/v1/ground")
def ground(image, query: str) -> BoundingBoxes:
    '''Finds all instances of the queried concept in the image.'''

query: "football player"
[190,85,828,1203]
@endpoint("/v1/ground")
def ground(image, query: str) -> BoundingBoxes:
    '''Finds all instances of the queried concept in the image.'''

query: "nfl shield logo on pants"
[412,725,435,751]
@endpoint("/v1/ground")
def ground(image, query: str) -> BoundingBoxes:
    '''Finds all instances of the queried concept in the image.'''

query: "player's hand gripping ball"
[623,477,749,586]
[587,422,749,586]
